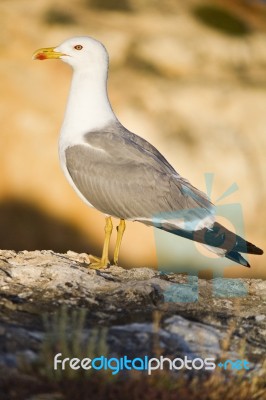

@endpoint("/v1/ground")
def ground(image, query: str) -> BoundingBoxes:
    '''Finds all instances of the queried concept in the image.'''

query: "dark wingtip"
[244,242,263,255]
[211,222,263,255]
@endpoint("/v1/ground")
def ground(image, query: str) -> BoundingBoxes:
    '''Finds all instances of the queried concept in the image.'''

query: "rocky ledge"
[0,249,265,390]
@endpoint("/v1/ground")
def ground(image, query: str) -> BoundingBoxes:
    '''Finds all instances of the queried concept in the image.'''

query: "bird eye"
[74,45,83,50]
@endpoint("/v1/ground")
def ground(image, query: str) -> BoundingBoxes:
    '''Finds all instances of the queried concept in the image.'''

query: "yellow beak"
[32,47,65,61]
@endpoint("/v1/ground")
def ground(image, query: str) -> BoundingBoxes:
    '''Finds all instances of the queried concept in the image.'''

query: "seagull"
[33,36,263,269]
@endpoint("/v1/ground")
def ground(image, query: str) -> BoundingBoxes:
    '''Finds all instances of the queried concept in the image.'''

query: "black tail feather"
[225,251,250,268]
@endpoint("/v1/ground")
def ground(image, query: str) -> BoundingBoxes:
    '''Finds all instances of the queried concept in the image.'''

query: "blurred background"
[0,0,265,278]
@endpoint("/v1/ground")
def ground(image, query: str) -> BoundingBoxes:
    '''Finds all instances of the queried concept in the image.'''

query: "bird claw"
[89,261,110,270]
[88,254,101,263]
[88,254,110,270]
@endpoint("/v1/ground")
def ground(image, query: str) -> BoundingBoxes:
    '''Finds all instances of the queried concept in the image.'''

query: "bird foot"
[88,254,101,263]
[88,254,110,270]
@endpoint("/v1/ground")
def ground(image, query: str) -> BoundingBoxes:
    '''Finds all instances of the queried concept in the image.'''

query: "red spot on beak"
[35,53,47,60]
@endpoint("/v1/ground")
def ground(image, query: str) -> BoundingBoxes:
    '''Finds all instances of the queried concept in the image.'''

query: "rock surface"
[0,249,265,380]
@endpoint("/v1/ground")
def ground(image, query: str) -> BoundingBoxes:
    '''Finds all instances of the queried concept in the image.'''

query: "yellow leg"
[89,216,113,269]
[113,219,126,266]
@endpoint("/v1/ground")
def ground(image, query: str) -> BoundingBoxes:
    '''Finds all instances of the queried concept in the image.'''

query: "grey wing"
[65,127,214,229]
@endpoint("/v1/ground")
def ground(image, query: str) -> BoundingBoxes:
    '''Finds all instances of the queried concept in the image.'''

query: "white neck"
[60,66,116,146]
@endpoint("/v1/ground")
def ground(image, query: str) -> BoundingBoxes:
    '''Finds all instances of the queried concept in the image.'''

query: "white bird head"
[33,36,109,72]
